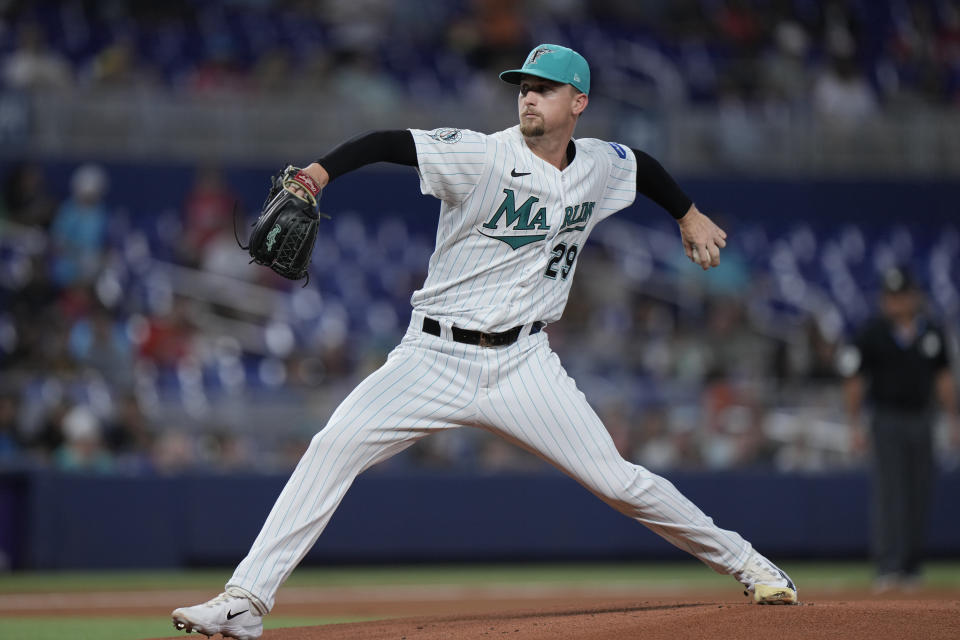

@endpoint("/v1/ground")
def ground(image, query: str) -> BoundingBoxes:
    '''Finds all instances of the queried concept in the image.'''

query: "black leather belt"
[422,317,544,347]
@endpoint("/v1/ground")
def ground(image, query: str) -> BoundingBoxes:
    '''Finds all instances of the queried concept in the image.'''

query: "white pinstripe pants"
[228,313,752,611]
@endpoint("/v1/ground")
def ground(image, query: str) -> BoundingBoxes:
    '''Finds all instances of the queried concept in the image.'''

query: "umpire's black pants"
[870,408,935,577]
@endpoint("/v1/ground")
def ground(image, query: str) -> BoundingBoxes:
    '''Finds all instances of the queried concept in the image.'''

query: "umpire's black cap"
[881,265,917,294]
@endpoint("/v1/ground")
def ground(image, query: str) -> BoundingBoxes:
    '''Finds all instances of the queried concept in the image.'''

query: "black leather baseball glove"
[242,165,329,281]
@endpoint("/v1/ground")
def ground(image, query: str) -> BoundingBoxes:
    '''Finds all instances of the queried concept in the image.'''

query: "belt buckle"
[478,333,493,348]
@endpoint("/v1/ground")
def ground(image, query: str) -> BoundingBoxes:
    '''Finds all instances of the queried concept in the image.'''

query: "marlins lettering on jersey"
[478,189,596,249]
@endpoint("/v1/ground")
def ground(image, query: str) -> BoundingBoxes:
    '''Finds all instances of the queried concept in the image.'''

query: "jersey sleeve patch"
[427,128,463,144]
[409,128,488,205]
[607,141,627,159]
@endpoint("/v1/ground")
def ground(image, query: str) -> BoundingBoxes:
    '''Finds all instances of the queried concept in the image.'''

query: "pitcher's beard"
[520,120,545,137]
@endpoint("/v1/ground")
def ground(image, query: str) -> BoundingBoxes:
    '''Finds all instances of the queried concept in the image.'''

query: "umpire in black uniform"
[842,266,959,590]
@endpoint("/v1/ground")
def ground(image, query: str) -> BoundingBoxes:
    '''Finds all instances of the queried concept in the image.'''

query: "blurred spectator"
[67,302,134,387]
[323,0,394,50]
[774,316,842,384]
[181,165,238,265]
[49,164,110,287]
[251,48,295,93]
[699,373,776,469]
[0,394,24,464]
[0,0,955,114]
[201,229,259,278]
[714,0,763,52]
[812,53,879,129]
[447,0,528,71]
[841,266,959,591]
[201,429,253,471]
[1,23,72,90]
[4,255,58,369]
[634,407,686,470]
[86,38,159,88]
[27,398,69,461]
[713,80,767,168]
[940,1,960,93]
[297,53,336,94]
[775,430,832,472]
[603,404,636,460]
[103,395,153,462]
[329,50,404,116]
[726,404,777,468]
[1,162,58,228]
[186,33,249,94]
[53,404,113,472]
[57,282,97,323]
[137,296,196,369]
[152,428,198,474]
[704,297,773,383]
[761,18,812,110]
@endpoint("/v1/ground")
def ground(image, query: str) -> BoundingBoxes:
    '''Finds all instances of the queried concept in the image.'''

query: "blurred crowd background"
[2,0,959,109]
[0,0,958,476]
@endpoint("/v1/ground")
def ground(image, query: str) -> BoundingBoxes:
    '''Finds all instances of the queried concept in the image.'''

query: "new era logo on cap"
[499,43,591,95]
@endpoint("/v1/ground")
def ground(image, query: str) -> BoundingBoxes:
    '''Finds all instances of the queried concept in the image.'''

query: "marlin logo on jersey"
[427,128,462,144]
[480,189,597,249]
[480,188,550,249]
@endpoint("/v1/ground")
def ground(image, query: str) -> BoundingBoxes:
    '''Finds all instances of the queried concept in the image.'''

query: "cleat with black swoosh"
[172,591,263,639]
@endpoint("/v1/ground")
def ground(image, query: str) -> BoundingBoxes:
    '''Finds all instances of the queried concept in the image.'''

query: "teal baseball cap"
[500,44,590,95]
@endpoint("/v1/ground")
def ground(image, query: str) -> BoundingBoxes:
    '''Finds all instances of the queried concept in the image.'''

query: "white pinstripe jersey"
[409,125,638,332]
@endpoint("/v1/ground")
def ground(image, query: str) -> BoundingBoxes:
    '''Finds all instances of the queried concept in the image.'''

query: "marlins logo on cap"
[500,44,591,95]
[527,46,554,65]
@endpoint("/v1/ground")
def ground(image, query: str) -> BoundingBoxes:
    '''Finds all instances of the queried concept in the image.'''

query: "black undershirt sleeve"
[631,148,693,220]
[317,129,418,182]
[317,135,690,220]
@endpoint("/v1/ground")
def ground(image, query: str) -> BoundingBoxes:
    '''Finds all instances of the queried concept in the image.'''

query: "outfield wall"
[1,470,958,569]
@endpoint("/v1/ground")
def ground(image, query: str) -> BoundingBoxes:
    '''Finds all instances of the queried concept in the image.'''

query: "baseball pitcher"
[173,44,797,640]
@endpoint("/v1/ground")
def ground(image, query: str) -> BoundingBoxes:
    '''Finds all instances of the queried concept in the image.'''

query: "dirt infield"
[252,597,960,640]
[6,584,957,640]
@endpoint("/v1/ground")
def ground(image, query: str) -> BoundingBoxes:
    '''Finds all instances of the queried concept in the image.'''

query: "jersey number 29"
[544,242,579,280]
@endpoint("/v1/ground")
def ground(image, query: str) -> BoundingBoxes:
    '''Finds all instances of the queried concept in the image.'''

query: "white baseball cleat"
[171,590,264,640]
[734,551,799,605]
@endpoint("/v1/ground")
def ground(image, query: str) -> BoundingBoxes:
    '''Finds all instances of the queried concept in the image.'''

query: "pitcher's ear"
[572,91,588,116]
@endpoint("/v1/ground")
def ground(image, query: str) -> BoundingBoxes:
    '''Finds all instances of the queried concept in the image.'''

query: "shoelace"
[203,592,240,609]
[758,562,783,581]
[747,557,781,581]
[736,555,784,588]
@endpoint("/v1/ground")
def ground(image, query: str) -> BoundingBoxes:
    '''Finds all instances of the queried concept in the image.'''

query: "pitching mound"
[152,593,959,640]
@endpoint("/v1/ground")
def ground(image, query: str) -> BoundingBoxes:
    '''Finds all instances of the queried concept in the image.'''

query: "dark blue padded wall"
[6,159,958,232]
[4,470,959,569]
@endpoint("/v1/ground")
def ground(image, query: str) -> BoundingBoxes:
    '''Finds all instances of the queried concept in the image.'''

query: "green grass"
[784,561,960,590]
[3,560,960,593]
[0,615,368,640]
[0,563,726,593]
